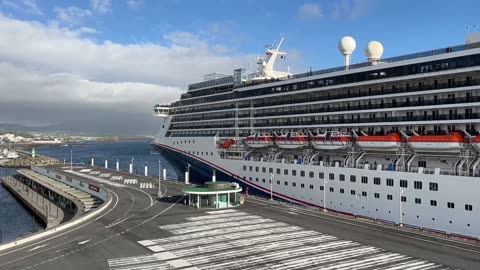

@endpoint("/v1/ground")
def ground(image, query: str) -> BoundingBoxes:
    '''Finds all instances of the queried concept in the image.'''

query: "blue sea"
[0,140,174,243]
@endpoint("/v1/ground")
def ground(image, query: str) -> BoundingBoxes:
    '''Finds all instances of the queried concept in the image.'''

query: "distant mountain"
[0,121,158,137]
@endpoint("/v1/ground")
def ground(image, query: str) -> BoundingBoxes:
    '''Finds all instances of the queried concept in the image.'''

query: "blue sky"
[0,0,479,132]
[2,0,479,71]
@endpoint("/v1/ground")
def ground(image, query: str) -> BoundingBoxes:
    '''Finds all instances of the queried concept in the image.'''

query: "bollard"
[129,162,133,174]
[105,159,108,169]
[185,170,189,184]
[144,162,148,177]
[163,165,167,180]
[212,169,216,182]
[91,158,94,167]
[116,160,119,171]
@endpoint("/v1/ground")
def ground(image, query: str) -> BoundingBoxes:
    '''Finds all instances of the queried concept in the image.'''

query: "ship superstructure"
[152,34,480,238]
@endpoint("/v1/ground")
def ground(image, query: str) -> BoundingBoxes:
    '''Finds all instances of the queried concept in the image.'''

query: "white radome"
[365,41,384,60]
[338,36,356,55]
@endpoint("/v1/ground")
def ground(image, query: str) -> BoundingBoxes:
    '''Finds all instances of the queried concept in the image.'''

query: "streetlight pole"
[158,160,162,198]
[399,188,404,227]
[270,173,274,200]
[323,179,327,212]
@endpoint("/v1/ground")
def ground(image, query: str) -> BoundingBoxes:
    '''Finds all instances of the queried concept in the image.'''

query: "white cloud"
[332,0,374,20]
[297,3,323,21]
[0,15,251,133]
[127,0,143,9]
[1,0,42,15]
[53,6,92,25]
[90,0,111,14]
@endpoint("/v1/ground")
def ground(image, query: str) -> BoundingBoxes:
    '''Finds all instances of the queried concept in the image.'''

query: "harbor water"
[0,139,175,243]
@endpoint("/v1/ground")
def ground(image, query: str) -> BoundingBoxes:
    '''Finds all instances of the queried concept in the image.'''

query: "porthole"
[432,218,435,221]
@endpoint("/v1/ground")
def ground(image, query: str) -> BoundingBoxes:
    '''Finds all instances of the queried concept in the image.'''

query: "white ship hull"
[153,136,480,239]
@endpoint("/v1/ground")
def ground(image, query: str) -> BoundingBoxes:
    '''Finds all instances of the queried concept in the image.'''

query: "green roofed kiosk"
[183,181,242,209]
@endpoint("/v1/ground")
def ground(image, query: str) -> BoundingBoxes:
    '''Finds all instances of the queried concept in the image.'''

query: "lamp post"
[323,179,327,212]
[270,173,274,200]
[158,160,162,198]
[399,188,404,227]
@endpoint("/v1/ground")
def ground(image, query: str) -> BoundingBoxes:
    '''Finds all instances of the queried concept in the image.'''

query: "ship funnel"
[365,41,384,65]
[338,36,356,70]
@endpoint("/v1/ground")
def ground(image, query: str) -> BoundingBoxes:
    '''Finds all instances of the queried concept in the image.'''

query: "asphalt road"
[0,165,478,270]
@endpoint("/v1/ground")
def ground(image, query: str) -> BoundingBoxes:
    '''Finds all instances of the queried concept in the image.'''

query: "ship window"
[415,198,421,204]
[262,167,266,173]
[269,168,273,173]
[414,181,422,189]
[447,202,455,209]
[255,167,259,172]
[429,182,439,191]
[277,180,280,185]
[330,187,334,192]
[401,196,407,202]
[374,177,381,185]
[350,190,356,195]
[319,172,324,179]
[300,170,305,177]
[292,170,296,176]
[284,181,288,186]
[249,166,252,171]
[387,194,393,200]
[262,179,265,183]
[386,178,394,186]
[320,186,324,191]
[243,165,246,171]
[361,176,368,184]
[284,169,288,175]
[430,200,437,206]
[400,180,408,188]
[350,175,356,182]
[309,184,314,189]
[277,168,281,174]
[300,183,304,188]
[211,152,213,156]
[292,182,296,187]
[255,178,259,182]
[340,188,345,194]
[249,177,252,181]
[329,173,334,180]
[309,171,314,178]
[362,191,367,197]
[374,193,380,198]
[339,174,345,181]
[465,204,473,211]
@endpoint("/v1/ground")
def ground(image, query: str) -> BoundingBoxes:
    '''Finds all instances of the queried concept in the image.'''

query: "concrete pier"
[1,177,63,228]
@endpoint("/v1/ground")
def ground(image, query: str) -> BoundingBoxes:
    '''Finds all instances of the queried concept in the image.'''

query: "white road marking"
[77,239,91,245]
[27,244,48,252]
[109,210,449,270]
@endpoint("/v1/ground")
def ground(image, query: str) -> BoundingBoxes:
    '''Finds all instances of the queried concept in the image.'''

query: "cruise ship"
[152,34,480,238]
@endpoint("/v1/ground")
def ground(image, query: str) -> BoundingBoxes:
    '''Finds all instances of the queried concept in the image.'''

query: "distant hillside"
[0,121,158,137]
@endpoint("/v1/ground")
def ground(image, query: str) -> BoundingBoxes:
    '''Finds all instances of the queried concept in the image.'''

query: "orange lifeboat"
[274,132,308,149]
[356,133,403,151]
[246,133,273,148]
[309,131,351,150]
[407,132,465,152]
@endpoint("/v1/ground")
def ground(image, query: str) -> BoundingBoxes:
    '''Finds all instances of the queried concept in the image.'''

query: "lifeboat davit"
[471,136,480,151]
[356,133,403,151]
[309,131,351,150]
[275,132,308,149]
[407,132,465,152]
[246,133,273,148]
